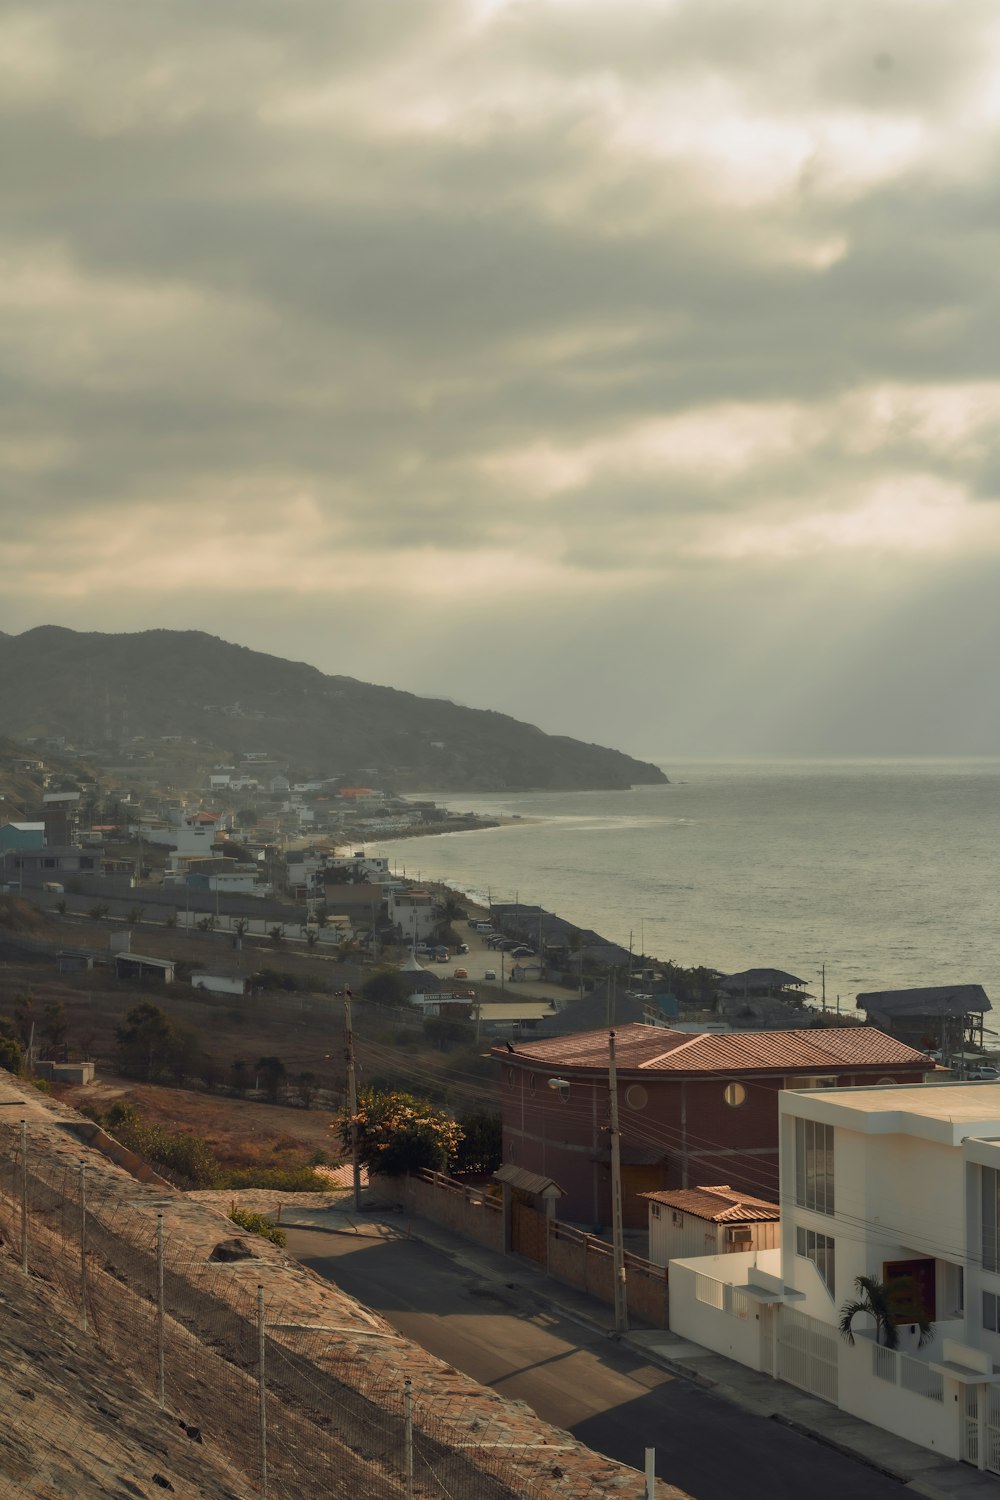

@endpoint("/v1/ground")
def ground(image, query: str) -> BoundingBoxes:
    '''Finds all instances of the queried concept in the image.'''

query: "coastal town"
[1,727,1000,1497]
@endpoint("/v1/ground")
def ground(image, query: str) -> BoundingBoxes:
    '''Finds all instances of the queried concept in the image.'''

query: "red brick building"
[493,1024,930,1229]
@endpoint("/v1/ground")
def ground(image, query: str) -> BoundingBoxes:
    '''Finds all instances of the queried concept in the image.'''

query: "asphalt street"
[286,1225,909,1500]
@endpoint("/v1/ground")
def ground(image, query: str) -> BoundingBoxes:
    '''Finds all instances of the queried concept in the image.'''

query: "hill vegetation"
[0,626,667,791]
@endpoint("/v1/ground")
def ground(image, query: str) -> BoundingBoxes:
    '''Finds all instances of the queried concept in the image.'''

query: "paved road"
[286,1226,907,1500]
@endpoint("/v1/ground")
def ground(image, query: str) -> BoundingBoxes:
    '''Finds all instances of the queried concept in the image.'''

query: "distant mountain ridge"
[0,627,668,792]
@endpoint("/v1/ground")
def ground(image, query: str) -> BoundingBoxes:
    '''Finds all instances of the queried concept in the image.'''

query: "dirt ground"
[58,1074,342,1170]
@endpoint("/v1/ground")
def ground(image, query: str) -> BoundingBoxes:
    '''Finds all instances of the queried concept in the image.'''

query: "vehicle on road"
[484,969,497,981]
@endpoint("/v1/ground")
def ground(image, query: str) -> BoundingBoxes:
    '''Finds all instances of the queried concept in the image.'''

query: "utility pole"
[608,1031,628,1334]
[344,989,362,1211]
[820,963,827,1013]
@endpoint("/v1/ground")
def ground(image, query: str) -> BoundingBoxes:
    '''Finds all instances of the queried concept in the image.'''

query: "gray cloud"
[2,0,999,753]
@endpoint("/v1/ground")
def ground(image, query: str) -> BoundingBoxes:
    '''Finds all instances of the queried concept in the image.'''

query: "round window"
[723,1081,747,1107]
[625,1084,648,1110]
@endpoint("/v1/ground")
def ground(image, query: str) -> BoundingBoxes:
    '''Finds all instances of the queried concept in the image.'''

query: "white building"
[669,1081,1000,1473]
[644,1186,781,1266]
[388,888,438,944]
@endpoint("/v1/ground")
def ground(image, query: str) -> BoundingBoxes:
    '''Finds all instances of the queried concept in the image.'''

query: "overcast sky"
[3,0,999,759]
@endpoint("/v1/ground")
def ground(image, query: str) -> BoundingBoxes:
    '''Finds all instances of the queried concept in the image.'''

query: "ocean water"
[373,759,1000,1009]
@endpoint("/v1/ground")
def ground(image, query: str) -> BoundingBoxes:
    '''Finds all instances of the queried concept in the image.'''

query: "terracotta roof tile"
[641,1185,781,1222]
[501,1022,929,1074]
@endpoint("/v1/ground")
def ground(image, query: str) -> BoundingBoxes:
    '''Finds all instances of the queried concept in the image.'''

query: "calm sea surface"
[373,760,1000,1008]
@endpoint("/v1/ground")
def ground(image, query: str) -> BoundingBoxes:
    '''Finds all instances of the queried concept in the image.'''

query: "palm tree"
[839,1274,932,1349]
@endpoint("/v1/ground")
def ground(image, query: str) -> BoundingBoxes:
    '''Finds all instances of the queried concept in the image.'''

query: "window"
[796,1226,836,1297]
[983,1167,1000,1274]
[650,1203,661,1220]
[795,1117,835,1215]
[984,1291,999,1333]
[672,1210,684,1227]
[625,1084,648,1110]
[723,1082,747,1107]
[787,1075,838,1090]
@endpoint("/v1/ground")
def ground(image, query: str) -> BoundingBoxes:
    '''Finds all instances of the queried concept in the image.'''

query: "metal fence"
[0,1120,641,1500]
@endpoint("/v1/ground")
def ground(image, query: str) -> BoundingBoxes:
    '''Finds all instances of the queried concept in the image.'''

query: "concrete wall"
[668,1254,769,1369]
[391,1172,504,1253]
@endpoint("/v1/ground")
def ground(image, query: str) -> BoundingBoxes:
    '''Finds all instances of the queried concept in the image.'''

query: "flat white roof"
[781,1080,1000,1146]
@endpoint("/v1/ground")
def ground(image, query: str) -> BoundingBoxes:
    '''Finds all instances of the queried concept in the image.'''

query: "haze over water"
[377,759,1000,1013]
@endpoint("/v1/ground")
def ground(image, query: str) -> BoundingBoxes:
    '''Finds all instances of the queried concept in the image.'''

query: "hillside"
[0,627,668,791]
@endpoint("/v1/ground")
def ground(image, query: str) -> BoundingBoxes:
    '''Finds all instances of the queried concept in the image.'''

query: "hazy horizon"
[3,1,999,758]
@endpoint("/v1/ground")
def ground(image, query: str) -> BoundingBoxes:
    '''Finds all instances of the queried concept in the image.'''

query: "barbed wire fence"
[0,1120,645,1500]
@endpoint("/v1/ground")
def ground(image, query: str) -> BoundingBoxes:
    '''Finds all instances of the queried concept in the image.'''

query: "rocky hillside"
[0,627,668,791]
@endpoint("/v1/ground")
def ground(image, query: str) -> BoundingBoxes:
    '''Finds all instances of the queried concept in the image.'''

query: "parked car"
[511,945,535,957]
[456,943,469,955]
[484,969,497,981]
[433,949,449,962]
[967,1066,999,1080]
[453,967,468,979]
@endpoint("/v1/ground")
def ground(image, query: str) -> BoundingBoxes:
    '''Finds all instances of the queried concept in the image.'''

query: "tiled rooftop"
[502,1022,929,1074]
[641,1184,781,1223]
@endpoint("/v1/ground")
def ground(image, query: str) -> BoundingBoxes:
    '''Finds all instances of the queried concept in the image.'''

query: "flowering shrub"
[339,1089,463,1177]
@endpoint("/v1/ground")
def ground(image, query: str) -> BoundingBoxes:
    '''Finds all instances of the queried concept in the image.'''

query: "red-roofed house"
[492,1023,931,1228]
[642,1185,781,1265]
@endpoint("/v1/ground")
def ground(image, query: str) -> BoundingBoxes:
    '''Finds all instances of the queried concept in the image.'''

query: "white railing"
[694,1272,726,1311]
[870,1342,943,1402]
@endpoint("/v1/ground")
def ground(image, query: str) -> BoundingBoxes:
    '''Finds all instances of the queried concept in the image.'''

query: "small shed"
[191,971,249,998]
[642,1185,781,1267]
[56,948,97,974]
[493,1163,566,1262]
[114,953,175,984]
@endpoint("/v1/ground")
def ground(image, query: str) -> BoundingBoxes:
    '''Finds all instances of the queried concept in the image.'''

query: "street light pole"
[608,1030,628,1334]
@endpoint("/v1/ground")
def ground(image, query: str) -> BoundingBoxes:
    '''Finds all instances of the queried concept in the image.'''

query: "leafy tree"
[115,1003,173,1081]
[40,1000,68,1056]
[340,1089,462,1178]
[126,905,145,927]
[422,1015,474,1052]
[54,899,68,916]
[164,1021,202,1085]
[197,915,216,933]
[839,1274,932,1350]
[305,928,319,948]
[256,1055,286,1103]
[268,926,285,949]
[298,1070,319,1109]
[236,808,259,827]
[89,903,110,921]
[453,1109,502,1175]
[230,1059,251,1095]
[362,967,410,1007]
[0,1019,23,1074]
[164,912,178,929]
[12,993,34,1049]
[233,917,249,940]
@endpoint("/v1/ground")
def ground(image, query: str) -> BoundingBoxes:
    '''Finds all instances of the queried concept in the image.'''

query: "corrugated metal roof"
[499,1022,929,1074]
[856,985,991,1017]
[641,1185,780,1223]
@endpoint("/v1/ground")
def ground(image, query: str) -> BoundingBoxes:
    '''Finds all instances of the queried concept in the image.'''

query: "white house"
[388,888,438,944]
[644,1186,781,1266]
[668,1081,1000,1473]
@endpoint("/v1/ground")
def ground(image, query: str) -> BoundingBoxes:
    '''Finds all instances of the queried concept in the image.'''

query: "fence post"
[156,1212,165,1408]
[645,1446,656,1499]
[79,1165,88,1330]
[257,1284,268,1499]
[20,1119,28,1275]
[404,1376,414,1500]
